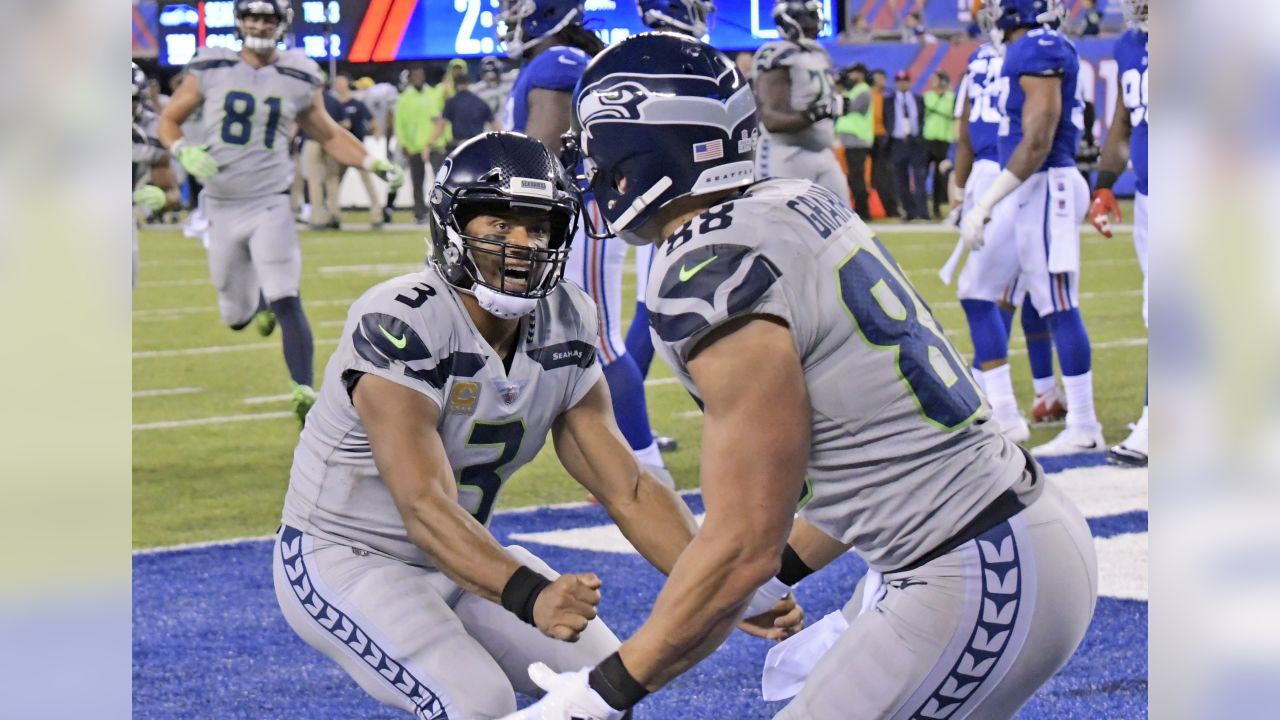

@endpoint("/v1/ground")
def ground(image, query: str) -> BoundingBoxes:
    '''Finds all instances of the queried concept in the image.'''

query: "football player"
[273,133,797,719]
[132,62,181,288]
[752,0,850,204]
[497,0,672,477]
[961,0,1102,455]
[1090,0,1148,467]
[158,0,404,423]
[508,32,1097,719]
[476,56,517,128]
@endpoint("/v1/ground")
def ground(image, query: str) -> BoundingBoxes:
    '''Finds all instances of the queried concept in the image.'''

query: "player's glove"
[133,184,167,212]
[367,157,405,192]
[1088,188,1122,239]
[498,664,625,720]
[803,99,835,125]
[959,203,990,251]
[172,141,219,179]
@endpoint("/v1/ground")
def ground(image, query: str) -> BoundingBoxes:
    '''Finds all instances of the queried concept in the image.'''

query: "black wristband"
[1094,169,1118,192]
[588,652,649,711]
[500,566,552,626]
[777,543,816,586]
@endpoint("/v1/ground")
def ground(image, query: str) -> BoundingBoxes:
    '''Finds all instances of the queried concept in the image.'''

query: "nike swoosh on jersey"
[678,256,717,282]
[1038,39,1055,46]
[557,54,581,66]
[378,325,408,349]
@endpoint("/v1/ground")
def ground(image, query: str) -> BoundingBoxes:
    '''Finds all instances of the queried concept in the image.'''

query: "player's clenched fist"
[533,573,602,641]
[1088,188,1123,238]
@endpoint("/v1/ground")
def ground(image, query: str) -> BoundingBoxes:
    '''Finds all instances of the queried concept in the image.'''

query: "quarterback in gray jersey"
[132,63,180,288]
[158,0,404,422]
[274,133,797,720]
[752,0,850,204]
[508,33,1097,720]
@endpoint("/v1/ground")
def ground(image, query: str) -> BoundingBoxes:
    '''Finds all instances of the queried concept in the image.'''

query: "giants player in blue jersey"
[962,0,1101,456]
[497,0,673,478]
[1091,0,1148,467]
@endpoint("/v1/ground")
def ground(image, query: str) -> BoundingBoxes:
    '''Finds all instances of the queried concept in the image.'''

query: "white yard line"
[132,386,202,398]
[133,411,294,431]
[643,377,680,387]
[243,394,292,405]
[134,337,338,358]
[317,263,421,275]
[134,298,355,317]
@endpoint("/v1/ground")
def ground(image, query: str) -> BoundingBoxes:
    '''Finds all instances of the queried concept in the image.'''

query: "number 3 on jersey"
[837,241,982,430]
[457,420,525,525]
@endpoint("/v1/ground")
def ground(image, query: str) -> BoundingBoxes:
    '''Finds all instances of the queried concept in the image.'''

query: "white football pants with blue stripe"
[273,527,621,719]
[775,479,1097,720]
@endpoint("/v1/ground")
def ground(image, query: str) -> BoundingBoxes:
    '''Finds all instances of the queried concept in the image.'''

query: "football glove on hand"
[803,99,835,125]
[959,203,990,251]
[499,664,625,720]
[369,158,405,191]
[1088,188,1122,238]
[174,142,219,179]
[133,184,167,212]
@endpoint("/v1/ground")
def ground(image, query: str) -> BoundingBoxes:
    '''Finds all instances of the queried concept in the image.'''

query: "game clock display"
[155,0,835,65]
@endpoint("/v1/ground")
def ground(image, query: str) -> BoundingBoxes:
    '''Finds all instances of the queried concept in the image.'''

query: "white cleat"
[1031,425,1106,457]
[995,415,1031,444]
[1107,421,1149,468]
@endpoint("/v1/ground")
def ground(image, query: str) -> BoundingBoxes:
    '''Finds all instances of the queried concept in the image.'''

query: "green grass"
[132,214,1144,548]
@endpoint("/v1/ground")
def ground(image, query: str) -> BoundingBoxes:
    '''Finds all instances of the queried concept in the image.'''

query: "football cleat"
[1031,386,1067,424]
[1107,421,1148,468]
[653,430,679,453]
[253,308,277,337]
[995,415,1031,444]
[1031,425,1105,457]
[291,383,317,425]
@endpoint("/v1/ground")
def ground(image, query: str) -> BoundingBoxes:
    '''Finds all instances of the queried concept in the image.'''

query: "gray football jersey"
[752,39,837,151]
[282,267,604,566]
[646,178,1030,571]
[132,109,167,191]
[187,47,322,199]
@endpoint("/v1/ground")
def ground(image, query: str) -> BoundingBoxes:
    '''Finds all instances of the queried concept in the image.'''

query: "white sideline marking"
[643,377,680,387]
[930,289,1141,311]
[318,263,420,275]
[136,278,208,288]
[133,386,202,398]
[134,337,339,358]
[1054,464,1148,517]
[1095,532,1148,601]
[243,394,292,405]
[133,411,294,430]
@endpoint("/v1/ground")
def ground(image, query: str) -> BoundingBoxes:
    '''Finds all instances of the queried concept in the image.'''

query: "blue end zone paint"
[134,455,1147,718]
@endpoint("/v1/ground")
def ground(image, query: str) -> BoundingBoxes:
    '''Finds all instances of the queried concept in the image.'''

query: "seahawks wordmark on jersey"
[187,47,323,199]
[283,267,602,566]
[645,178,1032,571]
[752,39,837,152]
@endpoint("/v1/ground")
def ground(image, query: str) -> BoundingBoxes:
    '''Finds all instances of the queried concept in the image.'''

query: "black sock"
[270,295,314,387]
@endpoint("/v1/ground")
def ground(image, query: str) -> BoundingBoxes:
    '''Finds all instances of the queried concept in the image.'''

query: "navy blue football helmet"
[985,0,1062,34]
[637,0,714,37]
[773,0,824,41]
[497,0,584,59]
[568,32,756,244]
[235,0,293,53]
[428,133,581,316]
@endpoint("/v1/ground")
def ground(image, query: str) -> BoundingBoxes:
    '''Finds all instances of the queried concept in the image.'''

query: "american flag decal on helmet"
[692,139,724,162]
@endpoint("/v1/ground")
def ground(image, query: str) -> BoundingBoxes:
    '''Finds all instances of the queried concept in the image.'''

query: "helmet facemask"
[497,0,580,59]
[774,0,824,42]
[639,0,715,38]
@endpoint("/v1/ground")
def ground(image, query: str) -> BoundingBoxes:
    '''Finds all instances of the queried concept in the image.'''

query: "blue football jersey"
[997,28,1083,171]
[1115,29,1149,195]
[505,46,590,133]
[960,43,1004,163]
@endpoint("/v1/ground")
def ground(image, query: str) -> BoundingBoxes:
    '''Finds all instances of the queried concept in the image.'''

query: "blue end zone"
[133,455,1147,718]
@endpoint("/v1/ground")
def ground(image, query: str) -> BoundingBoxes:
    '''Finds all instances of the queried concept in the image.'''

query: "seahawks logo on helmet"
[579,81,653,124]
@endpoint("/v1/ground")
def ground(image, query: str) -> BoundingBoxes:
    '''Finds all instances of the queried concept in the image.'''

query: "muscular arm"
[553,377,700,575]
[1096,95,1132,178]
[299,88,371,167]
[157,74,202,151]
[353,374,525,603]
[616,316,811,690]
[756,68,814,134]
[525,88,573,152]
[785,516,852,572]
[1005,75,1062,180]
[952,93,975,189]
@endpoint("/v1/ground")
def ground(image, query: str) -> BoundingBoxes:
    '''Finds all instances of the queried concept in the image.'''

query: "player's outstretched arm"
[756,69,822,133]
[301,89,402,190]
[354,373,600,642]
[605,316,811,705]
[552,377,699,575]
[157,74,201,150]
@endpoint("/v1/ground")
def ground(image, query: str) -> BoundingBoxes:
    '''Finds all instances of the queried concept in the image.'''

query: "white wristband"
[975,169,1023,216]
[361,154,376,171]
[169,138,186,156]
[743,576,793,618]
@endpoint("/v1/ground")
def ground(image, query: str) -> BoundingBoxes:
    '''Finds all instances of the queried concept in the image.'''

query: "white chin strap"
[474,284,538,319]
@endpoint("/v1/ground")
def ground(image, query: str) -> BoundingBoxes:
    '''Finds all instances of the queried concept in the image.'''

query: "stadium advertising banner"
[155,0,834,66]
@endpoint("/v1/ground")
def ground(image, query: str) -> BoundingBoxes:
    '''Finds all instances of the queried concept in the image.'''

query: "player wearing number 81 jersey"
[507,32,1097,720]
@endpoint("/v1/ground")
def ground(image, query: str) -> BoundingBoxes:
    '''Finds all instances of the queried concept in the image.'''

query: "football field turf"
[132,216,1147,718]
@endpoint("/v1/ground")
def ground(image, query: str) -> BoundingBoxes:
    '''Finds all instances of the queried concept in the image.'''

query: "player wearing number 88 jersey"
[276,133,714,719]
[523,32,1098,719]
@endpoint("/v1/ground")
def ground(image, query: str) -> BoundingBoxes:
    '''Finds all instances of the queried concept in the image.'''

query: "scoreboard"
[153,0,835,66]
